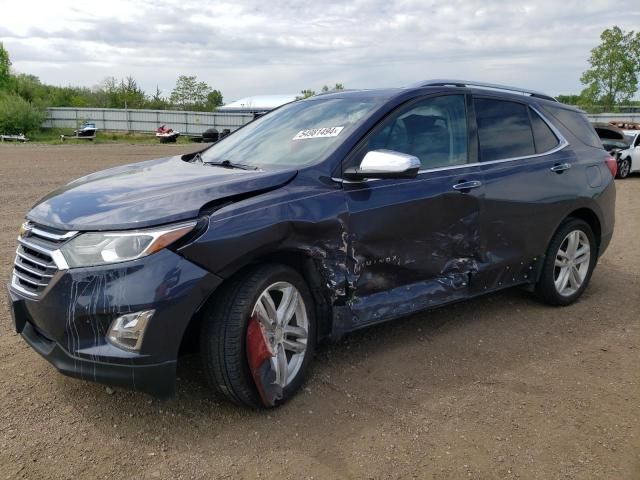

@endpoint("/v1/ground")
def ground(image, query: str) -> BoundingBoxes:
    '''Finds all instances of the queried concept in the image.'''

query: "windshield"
[201,97,383,168]
[623,133,636,143]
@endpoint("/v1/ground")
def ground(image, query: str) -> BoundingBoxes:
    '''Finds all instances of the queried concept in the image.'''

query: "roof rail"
[409,79,558,102]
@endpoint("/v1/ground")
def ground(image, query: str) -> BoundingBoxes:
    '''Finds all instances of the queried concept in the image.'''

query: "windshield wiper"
[204,159,259,170]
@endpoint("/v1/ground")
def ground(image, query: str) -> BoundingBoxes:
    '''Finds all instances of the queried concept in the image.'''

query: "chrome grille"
[11,223,76,298]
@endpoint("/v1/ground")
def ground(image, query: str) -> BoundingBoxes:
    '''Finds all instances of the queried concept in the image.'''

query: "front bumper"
[19,319,177,396]
[8,249,222,397]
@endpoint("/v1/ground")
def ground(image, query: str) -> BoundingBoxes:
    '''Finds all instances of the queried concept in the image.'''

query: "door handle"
[550,163,571,173]
[452,180,482,191]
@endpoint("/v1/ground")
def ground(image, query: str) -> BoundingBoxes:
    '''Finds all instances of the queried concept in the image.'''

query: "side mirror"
[343,150,421,180]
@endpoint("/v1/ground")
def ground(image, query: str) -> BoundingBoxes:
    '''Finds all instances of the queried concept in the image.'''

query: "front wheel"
[617,158,631,179]
[200,264,316,408]
[535,219,597,306]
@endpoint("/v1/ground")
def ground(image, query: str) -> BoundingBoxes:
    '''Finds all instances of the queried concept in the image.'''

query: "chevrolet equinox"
[8,80,616,408]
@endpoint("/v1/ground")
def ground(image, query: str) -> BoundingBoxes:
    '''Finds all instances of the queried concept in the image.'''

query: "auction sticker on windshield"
[293,126,344,140]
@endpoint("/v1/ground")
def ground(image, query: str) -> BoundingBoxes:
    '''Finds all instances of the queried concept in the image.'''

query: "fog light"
[107,310,154,351]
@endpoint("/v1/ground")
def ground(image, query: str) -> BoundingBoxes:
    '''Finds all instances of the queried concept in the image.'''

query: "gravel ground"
[0,144,638,480]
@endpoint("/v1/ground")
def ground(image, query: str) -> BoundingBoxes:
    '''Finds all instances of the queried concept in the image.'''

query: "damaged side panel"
[179,177,351,308]
[333,272,470,335]
[182,166,491,338]
[339,168,485,331]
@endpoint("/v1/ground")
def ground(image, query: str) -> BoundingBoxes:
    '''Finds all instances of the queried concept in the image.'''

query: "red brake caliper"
[246,315,283,407]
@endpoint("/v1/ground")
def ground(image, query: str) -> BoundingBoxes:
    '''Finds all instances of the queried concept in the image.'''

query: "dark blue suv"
[8,80,616,408]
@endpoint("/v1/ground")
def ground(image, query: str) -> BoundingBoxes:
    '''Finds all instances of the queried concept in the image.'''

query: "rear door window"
[474,98,535,162]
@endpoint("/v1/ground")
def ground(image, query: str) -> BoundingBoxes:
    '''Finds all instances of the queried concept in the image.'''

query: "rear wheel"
[200,264,316,408]
[535,219,597,306]
[617,158,631,179]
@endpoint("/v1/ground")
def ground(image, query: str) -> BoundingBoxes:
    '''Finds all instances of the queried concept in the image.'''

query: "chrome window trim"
[333,103,568,184]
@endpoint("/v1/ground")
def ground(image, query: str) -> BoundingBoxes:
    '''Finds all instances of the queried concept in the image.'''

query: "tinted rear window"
[475,98,535,162]
[529,108,559,153]
[541,105,602,148]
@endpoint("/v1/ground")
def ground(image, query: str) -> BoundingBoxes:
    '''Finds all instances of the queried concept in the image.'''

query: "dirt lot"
[0,144,638,479]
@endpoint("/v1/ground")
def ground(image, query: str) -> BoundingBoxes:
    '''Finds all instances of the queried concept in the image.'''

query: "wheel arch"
[559,207,602,255]
[534,206,603,286]
[178,249,334,356]
[534,210,600,306]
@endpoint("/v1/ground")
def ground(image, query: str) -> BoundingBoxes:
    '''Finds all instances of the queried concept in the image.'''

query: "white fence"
[43,107,255,136]
[585,113,640,124]
[41,108,640,136]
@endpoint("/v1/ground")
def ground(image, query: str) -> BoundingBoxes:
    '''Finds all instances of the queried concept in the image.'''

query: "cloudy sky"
[1,0,639,102]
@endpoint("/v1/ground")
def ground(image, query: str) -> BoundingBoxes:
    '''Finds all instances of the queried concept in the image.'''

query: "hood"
[27,156,297,231]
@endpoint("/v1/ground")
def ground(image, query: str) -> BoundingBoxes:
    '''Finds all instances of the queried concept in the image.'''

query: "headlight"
[60,221,197,268]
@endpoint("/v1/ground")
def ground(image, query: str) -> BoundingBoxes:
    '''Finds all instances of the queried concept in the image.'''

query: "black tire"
[617,158,631,179]
[200,264,316,408]
[535,218,597,306]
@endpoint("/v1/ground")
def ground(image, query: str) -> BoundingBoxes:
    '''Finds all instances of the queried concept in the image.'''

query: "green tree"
[47,85,95,107]
[556,94,583,105]
[119,76,146,109]
[0,42,12,91]
[297,89,316,99]
[206,89,224,110]
[321,83,345,93]
[580,26,640,108]
[0,92,46,134]
[12,73,46,103]
[101,76,121,107]
[312,83,345,96]
[0,50,224,112]
[145,86,170,110]
[170,75,212,110]
[555,93,596,109]
[98,76,146,108]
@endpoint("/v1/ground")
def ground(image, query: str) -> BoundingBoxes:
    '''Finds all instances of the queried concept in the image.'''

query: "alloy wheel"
[554,230,591,297]
[619,159,630,178]
[250,282,309,387]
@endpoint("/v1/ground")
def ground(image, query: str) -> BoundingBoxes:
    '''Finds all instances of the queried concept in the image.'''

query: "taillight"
[605,157,617,178]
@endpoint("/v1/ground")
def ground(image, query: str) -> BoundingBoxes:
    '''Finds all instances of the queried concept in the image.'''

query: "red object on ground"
[156,125,174,134]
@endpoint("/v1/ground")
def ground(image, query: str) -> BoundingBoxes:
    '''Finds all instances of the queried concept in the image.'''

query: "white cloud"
[1,0,639,101]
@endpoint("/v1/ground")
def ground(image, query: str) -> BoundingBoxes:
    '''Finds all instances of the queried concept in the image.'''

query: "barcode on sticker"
[292,126,344,140]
